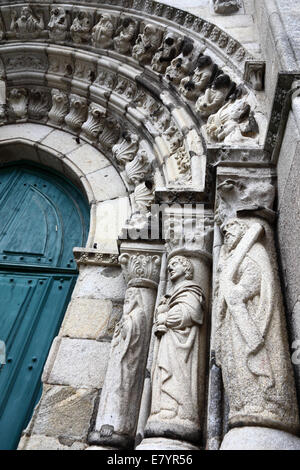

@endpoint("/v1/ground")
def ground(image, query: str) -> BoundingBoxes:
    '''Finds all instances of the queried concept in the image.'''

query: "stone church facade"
[0,0,299,451]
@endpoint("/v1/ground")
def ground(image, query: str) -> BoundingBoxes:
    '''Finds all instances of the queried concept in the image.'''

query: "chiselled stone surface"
[30,385,97,442]
[45,338,111,389]
[72,265,127,302]
[60,298,113,340]
[19,435,87,450]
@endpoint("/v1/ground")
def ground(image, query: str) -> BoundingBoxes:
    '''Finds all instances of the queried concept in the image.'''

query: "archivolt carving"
[151,30,182,74]
[166,38,201,85]
[113,17,138,55]
[112,132,140,168]
[1,1,253,71]
[81,103,106,140]
[64,94,87,132]
[70,10,92,44]
[132,23,162,64]
[0,1,267,191]
[48,89,69,126]
[48,6,69,42]
[206,91,259,144]
[180,55,217,100]
[10,6,44,39]
[7,88,28,120]
[91,13,115,49]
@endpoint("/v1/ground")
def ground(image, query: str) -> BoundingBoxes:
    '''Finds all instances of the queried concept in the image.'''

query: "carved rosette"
[64,94,87,132]
[119,252,161,288]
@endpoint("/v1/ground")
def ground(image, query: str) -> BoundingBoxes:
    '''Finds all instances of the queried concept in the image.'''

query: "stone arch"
[0,123,129,252]
[0,0,267,203]
[2,0,293,453]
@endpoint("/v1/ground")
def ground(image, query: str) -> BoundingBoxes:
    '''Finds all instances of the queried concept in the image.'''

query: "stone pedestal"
[221,427,300,450]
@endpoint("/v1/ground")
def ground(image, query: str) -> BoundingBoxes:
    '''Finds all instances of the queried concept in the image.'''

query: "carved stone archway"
[0,0,298,453]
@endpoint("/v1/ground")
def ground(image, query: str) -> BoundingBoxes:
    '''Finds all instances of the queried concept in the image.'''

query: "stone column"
[137,206,213,450]
[88,241,163,450]
[214,167,300,450]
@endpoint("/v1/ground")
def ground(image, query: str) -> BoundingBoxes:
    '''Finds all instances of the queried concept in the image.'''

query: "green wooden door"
[0,163,90,450]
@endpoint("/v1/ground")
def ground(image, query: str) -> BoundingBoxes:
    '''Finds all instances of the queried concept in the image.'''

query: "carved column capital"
[162,204,214,263]
[215,166,276,227]
[119,242,163,288]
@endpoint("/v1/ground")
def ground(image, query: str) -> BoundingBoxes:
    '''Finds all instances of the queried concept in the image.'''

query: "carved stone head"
[168,256,194,282]
[196,55,213,70]
[123,287,140,315]
[223,219,248,252]
[21,7,32,20]
[212,74,231,90]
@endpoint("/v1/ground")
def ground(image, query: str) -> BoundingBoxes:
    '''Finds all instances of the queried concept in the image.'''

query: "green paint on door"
[0,163,90,450]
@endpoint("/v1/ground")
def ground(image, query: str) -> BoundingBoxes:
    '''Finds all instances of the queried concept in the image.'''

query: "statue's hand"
[165,310,182,328]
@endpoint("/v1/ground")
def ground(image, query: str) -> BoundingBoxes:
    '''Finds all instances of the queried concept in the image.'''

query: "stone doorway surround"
[0,0,298,451]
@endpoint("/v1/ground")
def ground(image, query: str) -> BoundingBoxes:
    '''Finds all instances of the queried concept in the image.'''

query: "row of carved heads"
[2,5,246,61]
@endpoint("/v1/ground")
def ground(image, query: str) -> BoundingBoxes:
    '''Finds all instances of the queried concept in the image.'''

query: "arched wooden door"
[0,162,90,450]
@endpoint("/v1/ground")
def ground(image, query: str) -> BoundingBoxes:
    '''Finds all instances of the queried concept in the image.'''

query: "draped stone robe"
[146,280,204,442]
[95,290,148,446]
[215,224,299,434]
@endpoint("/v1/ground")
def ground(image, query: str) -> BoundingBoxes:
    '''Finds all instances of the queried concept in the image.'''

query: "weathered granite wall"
[277,96,300,401]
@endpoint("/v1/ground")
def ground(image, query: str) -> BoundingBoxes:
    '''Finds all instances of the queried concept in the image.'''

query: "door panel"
[0,165,89,269]
[0,162,90,450]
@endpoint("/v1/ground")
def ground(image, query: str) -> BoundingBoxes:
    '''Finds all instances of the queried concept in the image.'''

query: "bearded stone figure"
[215,218,299,434]
[145,256,205,443]
[94,287,149,447]
[11,6,44,39]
